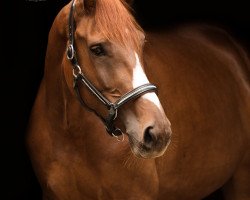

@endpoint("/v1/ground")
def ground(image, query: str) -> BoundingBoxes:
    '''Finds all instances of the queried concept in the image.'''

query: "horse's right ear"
[83,0,96,14]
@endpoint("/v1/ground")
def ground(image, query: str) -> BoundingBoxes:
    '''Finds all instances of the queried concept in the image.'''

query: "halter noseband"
[66,0,157,137]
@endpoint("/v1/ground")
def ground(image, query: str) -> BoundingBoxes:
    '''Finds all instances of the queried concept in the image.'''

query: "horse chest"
[45,154,160,200]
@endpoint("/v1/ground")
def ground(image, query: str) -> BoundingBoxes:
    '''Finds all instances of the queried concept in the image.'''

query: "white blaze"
[133,53,162,109]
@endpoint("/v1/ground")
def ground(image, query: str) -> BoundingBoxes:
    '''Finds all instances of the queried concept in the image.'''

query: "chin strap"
[73,73,157,136]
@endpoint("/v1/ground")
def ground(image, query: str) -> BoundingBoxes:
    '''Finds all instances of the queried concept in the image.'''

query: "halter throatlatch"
[67,0,157,137]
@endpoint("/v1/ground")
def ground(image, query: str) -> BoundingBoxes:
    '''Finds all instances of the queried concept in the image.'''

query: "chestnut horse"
[27,0,250,199]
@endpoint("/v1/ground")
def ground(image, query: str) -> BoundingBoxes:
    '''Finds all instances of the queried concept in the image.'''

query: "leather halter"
[66,0,157,137]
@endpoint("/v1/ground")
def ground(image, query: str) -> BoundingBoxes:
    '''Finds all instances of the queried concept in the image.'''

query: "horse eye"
[89,44,106,56]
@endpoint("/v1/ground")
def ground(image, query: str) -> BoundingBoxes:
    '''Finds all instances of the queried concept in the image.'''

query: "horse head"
[63,0,172,158]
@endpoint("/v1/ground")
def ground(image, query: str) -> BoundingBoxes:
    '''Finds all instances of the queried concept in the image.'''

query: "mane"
[94,0,144,51]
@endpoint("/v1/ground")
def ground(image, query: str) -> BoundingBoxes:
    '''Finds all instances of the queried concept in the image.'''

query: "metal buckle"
[109,106,118,121]
[67,44,75,60]
[112,128,124,142]
[72,64,82,78]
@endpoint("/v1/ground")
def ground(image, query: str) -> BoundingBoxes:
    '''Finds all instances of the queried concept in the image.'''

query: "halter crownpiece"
[67,0,157,137]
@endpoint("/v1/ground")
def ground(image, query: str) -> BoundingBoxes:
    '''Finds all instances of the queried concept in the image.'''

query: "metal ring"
[112,128,124,142]
[67,44,75,60]
[72,64,82,77]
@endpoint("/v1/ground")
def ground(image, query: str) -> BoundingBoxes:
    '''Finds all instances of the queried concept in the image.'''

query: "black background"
[3,0,249,199]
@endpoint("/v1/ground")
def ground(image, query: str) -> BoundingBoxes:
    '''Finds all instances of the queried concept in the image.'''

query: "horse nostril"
[143,126,155,147]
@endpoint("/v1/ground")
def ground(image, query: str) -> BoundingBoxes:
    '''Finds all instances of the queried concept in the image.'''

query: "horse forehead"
[76,15,144,51]
[76,19,140,63]
[76,18,102,40]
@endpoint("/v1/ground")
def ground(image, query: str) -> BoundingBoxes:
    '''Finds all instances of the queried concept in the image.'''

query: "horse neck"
[42,5,93,138]
[43,7,69,122]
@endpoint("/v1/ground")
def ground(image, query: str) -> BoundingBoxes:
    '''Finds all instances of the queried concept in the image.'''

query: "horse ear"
[83,0,96,14]
[124,0,134,6]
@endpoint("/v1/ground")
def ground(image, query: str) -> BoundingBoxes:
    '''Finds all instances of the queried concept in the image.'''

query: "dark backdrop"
[3,0,249,199]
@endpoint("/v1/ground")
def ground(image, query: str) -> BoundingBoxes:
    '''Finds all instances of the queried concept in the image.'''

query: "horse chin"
[127,134,170,159]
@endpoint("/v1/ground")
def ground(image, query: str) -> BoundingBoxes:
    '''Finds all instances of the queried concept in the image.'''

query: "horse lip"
[127,133,171,159]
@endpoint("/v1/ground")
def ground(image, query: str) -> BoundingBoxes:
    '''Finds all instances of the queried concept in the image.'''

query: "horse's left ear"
[124,0,134,6]
[83,0,96,14]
